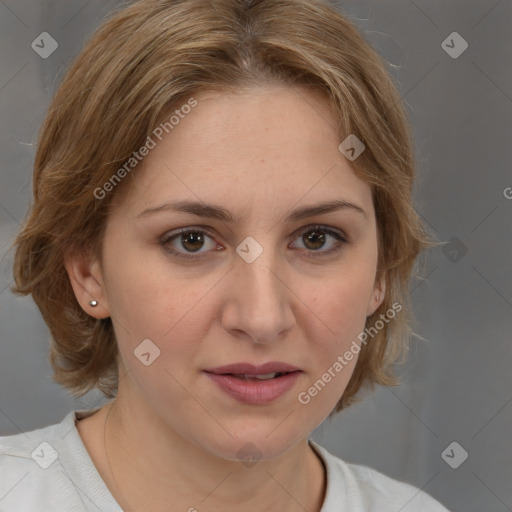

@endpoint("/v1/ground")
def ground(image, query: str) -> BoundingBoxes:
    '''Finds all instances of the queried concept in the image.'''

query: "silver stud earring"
[89,300,98,307]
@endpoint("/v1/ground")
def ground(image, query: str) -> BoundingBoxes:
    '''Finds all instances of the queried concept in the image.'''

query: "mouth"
[203,364,302,404]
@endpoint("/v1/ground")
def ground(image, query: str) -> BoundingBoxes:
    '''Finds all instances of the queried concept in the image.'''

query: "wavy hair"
[10,0,433,412]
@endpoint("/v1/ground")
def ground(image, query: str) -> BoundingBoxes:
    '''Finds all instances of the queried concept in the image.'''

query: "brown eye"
[161,224,347,262]
[180,231,206,252]
[161,228,218,259]
[302,229,326,250]
[291,225,347,256]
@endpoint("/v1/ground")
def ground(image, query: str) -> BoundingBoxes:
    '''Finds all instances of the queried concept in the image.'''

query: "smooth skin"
[66,84,385,512]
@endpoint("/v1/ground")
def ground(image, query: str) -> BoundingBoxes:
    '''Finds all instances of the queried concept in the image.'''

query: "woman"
[1,0,449,510]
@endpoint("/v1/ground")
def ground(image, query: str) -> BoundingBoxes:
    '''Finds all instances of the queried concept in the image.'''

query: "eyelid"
[293,224,348,243]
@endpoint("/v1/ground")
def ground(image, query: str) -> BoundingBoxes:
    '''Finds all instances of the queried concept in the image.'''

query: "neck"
[98,392,326,512]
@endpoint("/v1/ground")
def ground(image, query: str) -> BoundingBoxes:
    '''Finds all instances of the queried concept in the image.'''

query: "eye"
[290,225,347,256]
[160,225,348,261]
[161,228,220,260]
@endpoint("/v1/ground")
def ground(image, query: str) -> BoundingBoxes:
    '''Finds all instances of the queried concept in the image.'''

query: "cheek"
[102,246,218,364]
[307,264,375,343]
[102,253,213,411]
[294,271,375,416]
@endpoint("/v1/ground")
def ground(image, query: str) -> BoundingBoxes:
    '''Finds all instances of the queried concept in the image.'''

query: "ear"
[366,271,386,317]
[64,247,110,319]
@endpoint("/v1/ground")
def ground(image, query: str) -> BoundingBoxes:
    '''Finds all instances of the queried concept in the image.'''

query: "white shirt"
[0,409,450,511]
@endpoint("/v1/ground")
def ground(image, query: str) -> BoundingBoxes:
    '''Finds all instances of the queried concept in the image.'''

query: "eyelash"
[160,225,348,261]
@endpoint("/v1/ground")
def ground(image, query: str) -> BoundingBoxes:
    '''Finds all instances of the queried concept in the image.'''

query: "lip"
[204,362,300,376]
[204,371,302,405]
[203,362,302,405]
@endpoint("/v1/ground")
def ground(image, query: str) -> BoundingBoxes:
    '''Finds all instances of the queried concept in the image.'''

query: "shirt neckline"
[55,408,124,511]
[57,409,336,512]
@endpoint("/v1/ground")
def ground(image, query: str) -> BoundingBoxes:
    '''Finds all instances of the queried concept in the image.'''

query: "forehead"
[112,85,372,217]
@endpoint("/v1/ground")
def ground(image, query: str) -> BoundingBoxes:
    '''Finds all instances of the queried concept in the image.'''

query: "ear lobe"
[64,248,110,319]
[367,272,386,317]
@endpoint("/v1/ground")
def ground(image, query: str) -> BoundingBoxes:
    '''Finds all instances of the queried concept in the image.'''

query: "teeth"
[235,372,280,380]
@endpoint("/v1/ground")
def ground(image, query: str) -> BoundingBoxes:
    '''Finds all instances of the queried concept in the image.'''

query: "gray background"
[1,1,511,511]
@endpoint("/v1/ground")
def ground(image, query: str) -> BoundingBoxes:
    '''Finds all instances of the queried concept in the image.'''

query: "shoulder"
[309,441,451,512]
[0,416,63,473]
[0,411,91,511]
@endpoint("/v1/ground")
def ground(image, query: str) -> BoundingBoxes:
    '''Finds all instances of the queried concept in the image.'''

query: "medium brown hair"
[10,0,432,412]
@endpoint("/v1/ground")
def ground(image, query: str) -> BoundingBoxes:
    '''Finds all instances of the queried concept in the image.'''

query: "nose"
[221,246,295,345]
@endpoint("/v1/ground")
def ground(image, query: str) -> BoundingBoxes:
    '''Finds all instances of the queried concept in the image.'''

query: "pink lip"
[204,362,302,405]
[204,371,302,404]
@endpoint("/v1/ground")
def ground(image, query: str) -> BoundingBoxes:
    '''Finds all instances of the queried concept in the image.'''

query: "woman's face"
[94,85,384,461]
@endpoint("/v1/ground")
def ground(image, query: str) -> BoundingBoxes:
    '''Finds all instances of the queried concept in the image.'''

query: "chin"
[196,424,307,464]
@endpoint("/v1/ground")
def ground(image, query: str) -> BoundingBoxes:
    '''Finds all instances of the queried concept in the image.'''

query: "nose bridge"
[238,238,285,311]
[224,235,295,342]
[243,252,282,304]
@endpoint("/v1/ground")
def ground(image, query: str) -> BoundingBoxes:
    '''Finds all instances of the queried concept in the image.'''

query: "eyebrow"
[137,199,366,222]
